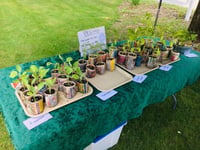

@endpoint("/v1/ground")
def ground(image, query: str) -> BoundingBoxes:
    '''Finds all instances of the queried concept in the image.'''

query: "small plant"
[27,65,49,84]
[45,78,56,93]
[9,65,29,87]
[26,81,45,102]
[131,0,140,5]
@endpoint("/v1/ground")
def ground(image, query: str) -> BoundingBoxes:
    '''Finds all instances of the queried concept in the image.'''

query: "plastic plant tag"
[23,113,53,130]
[132,75,147,83]
[184,53,198,58]
[159,65,172,71]
[96,90,118,101]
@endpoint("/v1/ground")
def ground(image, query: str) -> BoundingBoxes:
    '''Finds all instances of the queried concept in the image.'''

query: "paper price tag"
[133,75,147,83]
[184,53,198,58]
[23,113,53,130]
[96,90,118,101]
[159,65,172,71]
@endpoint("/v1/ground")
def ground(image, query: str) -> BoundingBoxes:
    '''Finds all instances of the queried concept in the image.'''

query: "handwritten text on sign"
[78,26,107,57]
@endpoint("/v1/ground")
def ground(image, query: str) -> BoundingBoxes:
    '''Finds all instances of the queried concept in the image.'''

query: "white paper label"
[133,75,147,83]
[96,90,118,101]
[159,65,173,71]
[23,113,53,130]
[78,26,107,57]
[184,53,198,58]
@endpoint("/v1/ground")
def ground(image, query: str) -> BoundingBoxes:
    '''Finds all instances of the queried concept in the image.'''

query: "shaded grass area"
[0,0,123,68]
[111,78,200,150]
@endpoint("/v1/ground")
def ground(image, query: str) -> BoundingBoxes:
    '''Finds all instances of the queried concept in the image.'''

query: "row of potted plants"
[10,56,89,115]
[78,50,116,79]
[108,38,180,70]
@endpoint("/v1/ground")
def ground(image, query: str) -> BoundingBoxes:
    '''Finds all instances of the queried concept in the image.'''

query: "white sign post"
[78,26,107,57]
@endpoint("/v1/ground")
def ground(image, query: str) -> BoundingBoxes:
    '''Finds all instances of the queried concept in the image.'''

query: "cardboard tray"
[85,66,132,91]
[15,86,93,117]
[158,58,180,66]
[116,63,159,76]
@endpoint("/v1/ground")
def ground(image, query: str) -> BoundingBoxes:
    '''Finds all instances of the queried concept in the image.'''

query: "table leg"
[172,94,177,110]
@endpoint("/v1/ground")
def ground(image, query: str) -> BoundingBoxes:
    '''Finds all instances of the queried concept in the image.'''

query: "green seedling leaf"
[66,57,73,63]
[16,65,22,73]
[71,74,80,80]
[30,65,38,73]
[9,71,18,78]
[65,67,73,75]
[59,55,64,63]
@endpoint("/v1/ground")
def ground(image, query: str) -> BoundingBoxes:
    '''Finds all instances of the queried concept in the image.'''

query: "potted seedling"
[44,78,58,107]
[78,59,87,73]
[108,41,118,59]
[174,29,197,54]
[57,57,73,91]
[106,57,116,71]
[71,67,89,94]
[117,45,127,65]
[46,61,62,82]
[96,61,106,74]
[9,65,29,105]
[26,81,45,115]
[28,65,49,85]
[86,64,96,78]
[125,52,137,70]
[62,61,77,99]
[88,53,98,65]
[62,79,77,99]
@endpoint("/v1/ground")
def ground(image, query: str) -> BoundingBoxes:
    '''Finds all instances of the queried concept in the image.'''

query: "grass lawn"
[0,0,199,150]
[0,0,123,68]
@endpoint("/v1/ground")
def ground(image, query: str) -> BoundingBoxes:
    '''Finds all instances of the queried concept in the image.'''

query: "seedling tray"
[85,66,132,91]
[15,86,93,117]
[116,63,159,76]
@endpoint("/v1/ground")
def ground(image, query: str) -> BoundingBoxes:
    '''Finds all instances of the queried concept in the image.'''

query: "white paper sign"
[133,75,147,83]
[184,53,198,58]
[23,113,53,130]
[159,65,173,71]
[78,26,107,57]
[96,90,118,101]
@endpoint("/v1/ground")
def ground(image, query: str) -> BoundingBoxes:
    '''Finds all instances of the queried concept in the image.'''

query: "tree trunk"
[188,1,200,39]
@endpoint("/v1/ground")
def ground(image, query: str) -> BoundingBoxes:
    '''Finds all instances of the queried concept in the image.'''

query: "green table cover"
[0,50,200,150]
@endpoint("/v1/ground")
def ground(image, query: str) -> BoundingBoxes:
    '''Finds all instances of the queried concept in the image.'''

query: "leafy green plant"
[174,29,197,46]
[26,81,45,101]
[131,0,140,5]
[45,78,56,93]
[9,65,29,87]
[71,63,85,81]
